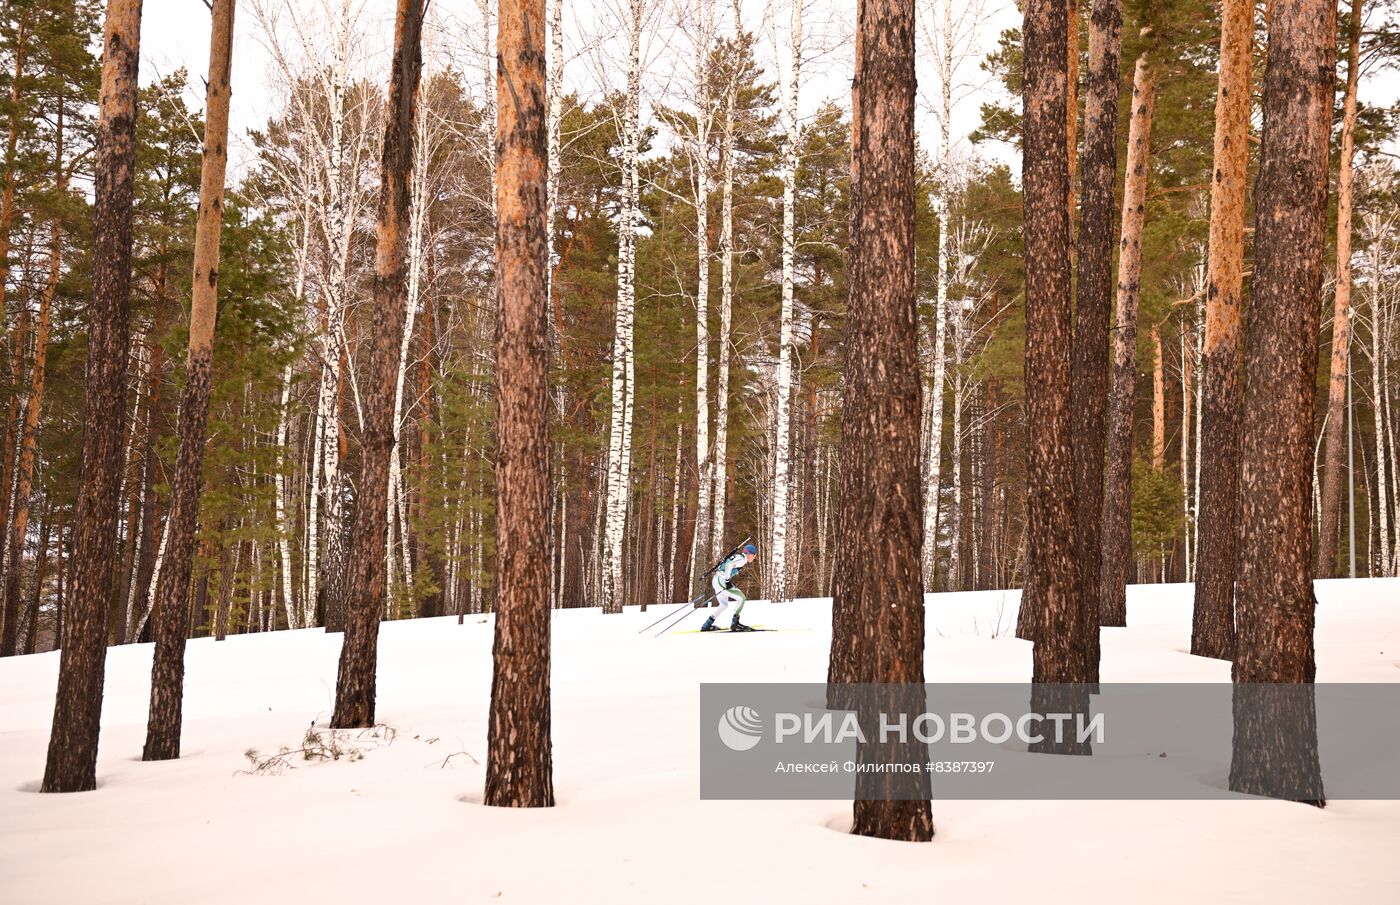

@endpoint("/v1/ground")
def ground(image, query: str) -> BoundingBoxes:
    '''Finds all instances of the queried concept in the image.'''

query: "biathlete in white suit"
[700,542,758,632]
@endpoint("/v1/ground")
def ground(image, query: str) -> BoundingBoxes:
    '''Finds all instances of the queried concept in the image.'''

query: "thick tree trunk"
[1023,0,1088,728]
[485,0,554,808]
[1065,0,1121,679]
[1315,0,1362,578]
[142,0,236,761]
[1100,41,1154,628]
[1229,0,1333,807]
[1191,0,1252,659]
[41,0,143,793]
[836,0,932,843]
[1,107,63,658]
[331,0,424,729]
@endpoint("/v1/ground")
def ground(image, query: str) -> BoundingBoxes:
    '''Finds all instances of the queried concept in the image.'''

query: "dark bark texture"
[42,0,143,793]
[1229,0,1334,806]
[1191,0,1252,660]
[1022,0,1084,711]
[144,0,237,760]
[485,0,555,808]
[1099,45,1154,628]
[836,0,932,843]
[332,0,425,729]
[827,18,864,704]
[1066,0,1122,684]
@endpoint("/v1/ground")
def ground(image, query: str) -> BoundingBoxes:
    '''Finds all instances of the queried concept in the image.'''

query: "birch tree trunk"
[1100,40,1154,628]
[711,6,741,561]
[770,0,803,603]
[1192,0,1252,659]
[1367,219,1392,575]
[143,0,236,761]
[42,0,143,793]
[603,0,642,612]
[689,15,714,598]
[274,363,296,627]
[387,99,432,610]
[1315,0,1362,577]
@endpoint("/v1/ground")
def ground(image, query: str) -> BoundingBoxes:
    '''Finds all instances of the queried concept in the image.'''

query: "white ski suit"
[711,552,749,622]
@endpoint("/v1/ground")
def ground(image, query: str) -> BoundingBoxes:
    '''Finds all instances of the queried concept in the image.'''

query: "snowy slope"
[2,579,1398,904]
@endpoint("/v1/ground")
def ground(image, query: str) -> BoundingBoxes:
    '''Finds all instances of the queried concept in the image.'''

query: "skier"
[700,542,758,632]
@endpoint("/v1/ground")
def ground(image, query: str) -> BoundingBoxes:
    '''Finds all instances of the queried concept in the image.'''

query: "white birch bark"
[1367,213,1393,574]
[919,0,956,589]
[602,0,643,611]
[274,362,297,627]
[710,0,744,561]
[948,299,963,589]
[688,4,717,592]
[133,514,171,641]
[769,0,803,603]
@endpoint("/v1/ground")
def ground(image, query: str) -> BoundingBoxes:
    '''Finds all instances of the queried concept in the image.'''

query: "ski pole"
[636,587,710,635]
[655,592,718,637]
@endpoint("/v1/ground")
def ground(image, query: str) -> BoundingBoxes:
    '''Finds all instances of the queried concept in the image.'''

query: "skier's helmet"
[742,543,758,556]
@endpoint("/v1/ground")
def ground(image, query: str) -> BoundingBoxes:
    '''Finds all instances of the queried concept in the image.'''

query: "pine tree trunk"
[838,0,932,842]
[1229,0,1333,806]
[1151,320,1166,470]
[771,0,803,604]
[331,0,423,728]
[43,0,143,792]
[0,13,26,333]
[1192,0,1251,659]
[1100,41,1154,628]
[1023,0,1088,717]
[1,106,63,658]
[485,0,554,808]
[1315,0,1362,578]
[143,0,236,761]
[1065,0,1121,677]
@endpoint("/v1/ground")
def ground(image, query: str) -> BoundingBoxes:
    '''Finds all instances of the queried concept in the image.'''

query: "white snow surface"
[2,579,1398,904]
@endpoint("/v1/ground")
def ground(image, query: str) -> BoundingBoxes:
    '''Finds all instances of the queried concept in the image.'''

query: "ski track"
[1,578,1397,904]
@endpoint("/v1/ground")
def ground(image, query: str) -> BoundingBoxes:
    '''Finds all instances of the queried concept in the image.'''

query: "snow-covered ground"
[2,579,1398,904]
